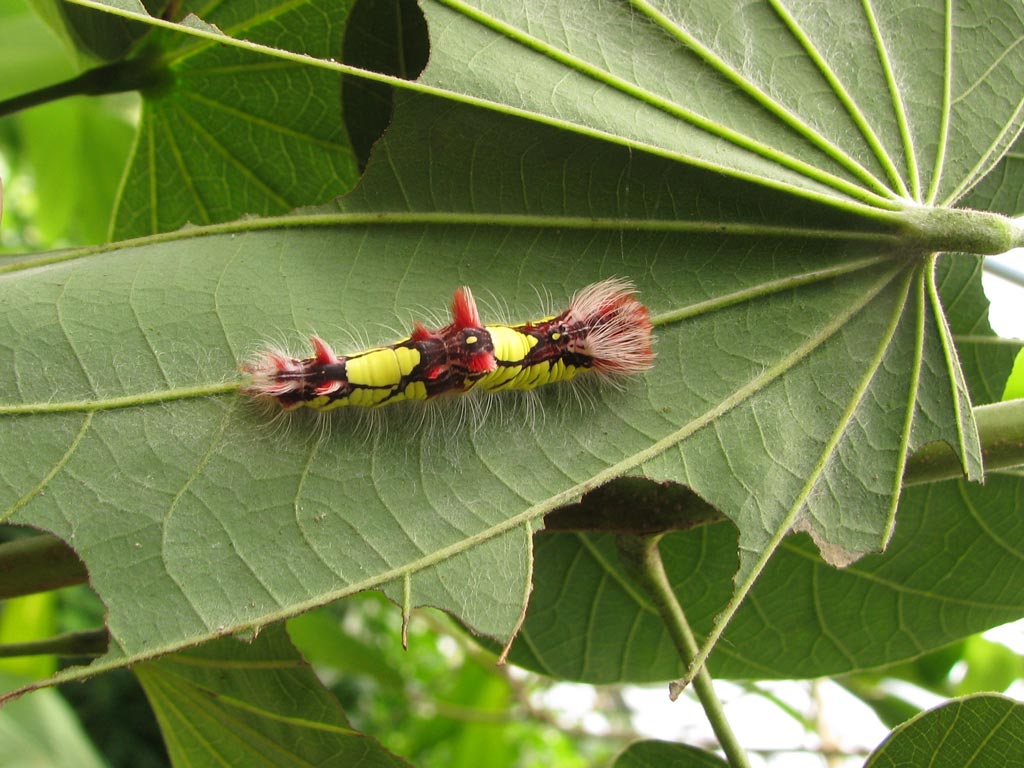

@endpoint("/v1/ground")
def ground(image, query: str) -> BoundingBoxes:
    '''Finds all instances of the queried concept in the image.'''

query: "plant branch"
[0,629,108,659]
[617,533,751,768]
[0,57,168,119]
[0,534,88,599]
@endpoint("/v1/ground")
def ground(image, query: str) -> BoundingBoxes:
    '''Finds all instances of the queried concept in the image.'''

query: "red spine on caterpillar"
[451,286,483,329]
[440,286,496,377]
[563,278,654,376]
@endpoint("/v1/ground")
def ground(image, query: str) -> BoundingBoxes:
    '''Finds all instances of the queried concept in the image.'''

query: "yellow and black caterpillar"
[243,278,654,411]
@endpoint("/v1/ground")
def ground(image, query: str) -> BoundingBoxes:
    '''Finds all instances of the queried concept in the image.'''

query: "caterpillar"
[243,278,654,411]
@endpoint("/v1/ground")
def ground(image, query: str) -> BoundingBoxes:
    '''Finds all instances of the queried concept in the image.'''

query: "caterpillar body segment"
[476,278,655,392]
[243,288,496,410]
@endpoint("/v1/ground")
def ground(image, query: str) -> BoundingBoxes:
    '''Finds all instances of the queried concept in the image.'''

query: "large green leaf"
[3,0,1024,695]
[411,0,1024,208]
[865,693,1024,768]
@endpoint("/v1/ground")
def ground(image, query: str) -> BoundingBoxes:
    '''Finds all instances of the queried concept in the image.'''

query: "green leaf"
[134,623,408,767]
[4,0,1024,693]
[938,255,1022,405]
[111,0,361,238]
[0,593,57,679]
[20,100,135,245]
[287,608,405,692]
[865,693,1024,768]
[411,0,1024,209]
[1005,352,1024,401]
[612,739,729,768]
[955,636,1023,696]
[29,0,166,63]
[503,222,1015,684]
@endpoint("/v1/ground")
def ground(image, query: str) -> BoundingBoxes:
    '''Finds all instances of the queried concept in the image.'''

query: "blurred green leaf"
[0,1,76,99]
[134,623,408,767]
[287,607,404,691]
[956,636,1022,696]
[865,693,1024,768]
[19,99,135,244]
[1004,351,1024,401]
[881,642,966,694]
[0,0,135,249]
[0,672,106,768]
[29,0,167,63]
[0,593,57,679]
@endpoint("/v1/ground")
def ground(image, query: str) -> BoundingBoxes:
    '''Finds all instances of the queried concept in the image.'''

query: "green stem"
[900,207,1024,255]
[0,629,108,658]
[0,57,168,118]
[617,534,751,768]
[0,534,88,599]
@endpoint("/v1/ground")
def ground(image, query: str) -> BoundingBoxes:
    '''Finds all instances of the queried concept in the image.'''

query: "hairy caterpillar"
[243,278,654,411]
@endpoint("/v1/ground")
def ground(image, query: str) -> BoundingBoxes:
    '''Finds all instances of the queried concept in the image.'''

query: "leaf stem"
[900,206,1024,255]
[0,629,108,659]
[617,534,751,768]
[0,534,88,598]
[0,57,169,119]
